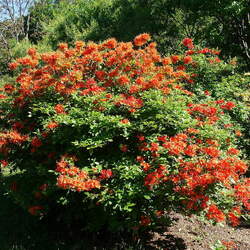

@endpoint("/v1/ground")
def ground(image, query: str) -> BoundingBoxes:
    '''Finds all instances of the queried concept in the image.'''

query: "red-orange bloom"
[206,204,225,222]
[54,104,65,114]
[182,38,194,49]
[58,43,68,51]
[4,84,15,93]
[47,122,59,130]
[75,40,85,50]
[134,33,151,46]
[120,144,128,152]
[228,212,240,227]
[8,62,19,70]
[140,215,151,226]
[221,240,236,250]
[162,57,172,65]
[120,119,129,124]
[27,48,37,57]
[227,148,239,155]
[235,130,242,137]
[183,56,193,64]
[0,160,8,167]
[102,38,117,49]
[28,205,43,215]
[171,55,180,64]
[99,169,113,180]
[220,101,235,110]
[202,146,220,158]
[31,137,42,147]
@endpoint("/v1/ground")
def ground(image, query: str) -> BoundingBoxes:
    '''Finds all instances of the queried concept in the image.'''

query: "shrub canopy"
[0,34,249,231]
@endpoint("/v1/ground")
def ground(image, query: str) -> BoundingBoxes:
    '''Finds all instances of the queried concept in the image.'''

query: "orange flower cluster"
[2,35,199,111]
[56,155,101,192]
[206,204,225,222]
[136,128,249,224]
[134,33,151,46]
[0,130,28,157]
[1,36,224,118]
[54,104,65,114]
[0,130,28,145]
[187,103,219,125]
[144,165,167,189]
[234,179,250,210]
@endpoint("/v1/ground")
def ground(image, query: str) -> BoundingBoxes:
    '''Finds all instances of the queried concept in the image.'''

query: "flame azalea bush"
[0,34,249,232]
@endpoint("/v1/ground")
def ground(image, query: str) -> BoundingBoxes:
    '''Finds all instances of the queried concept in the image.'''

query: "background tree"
[0,0,249,75]
[0,0,35,74]
[177,0,250,63]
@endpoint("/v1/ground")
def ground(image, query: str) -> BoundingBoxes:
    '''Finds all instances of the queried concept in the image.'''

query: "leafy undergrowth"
[1,193,250,250]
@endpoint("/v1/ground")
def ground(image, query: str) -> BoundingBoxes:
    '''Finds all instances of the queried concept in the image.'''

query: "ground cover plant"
[0,35,249,237]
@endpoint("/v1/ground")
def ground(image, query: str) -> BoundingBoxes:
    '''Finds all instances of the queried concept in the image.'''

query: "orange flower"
[120,144,128,152]
[206,204,225,222]
[170,55,180,64]
[140,215,151,226]
[221,240,236,250]
[47,122,59,130]
[227,148,239,155]
[75,40,85,50]
[228,212,240,227]
[184,144,197,157]
[202,146,220,158]
[155,210,164,217]
[27,48,37,57]
[99,169,113,180]
[8,62,19,70]
[28,206,43,215]
[102,38,117,49]
[31,137,42,147]
[182,38,194,49]
[58,43,68,51]
[235,130,242,136]
[118,75,130,85]
[134,33,151,46]
[162,57,172,65]
[120,119,129,124]
[4,84,15,93]
[54,104,65,114]
[0,160,8,167]
[220,101,235,110]
[183,56,193,64]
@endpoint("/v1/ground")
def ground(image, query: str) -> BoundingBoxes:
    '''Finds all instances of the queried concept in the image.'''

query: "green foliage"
[1,36,249,234]
[27,0,59,43]
[1,0,248,77]
[30,0,249,67]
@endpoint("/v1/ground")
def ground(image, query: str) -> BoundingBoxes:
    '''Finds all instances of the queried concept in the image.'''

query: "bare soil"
[144,212,250,250]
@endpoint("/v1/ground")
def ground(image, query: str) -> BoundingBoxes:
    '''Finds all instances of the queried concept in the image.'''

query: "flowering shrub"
[0,34,249,232]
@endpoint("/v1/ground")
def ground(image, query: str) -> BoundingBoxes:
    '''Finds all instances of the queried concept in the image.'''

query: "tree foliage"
[0,0,249,76]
